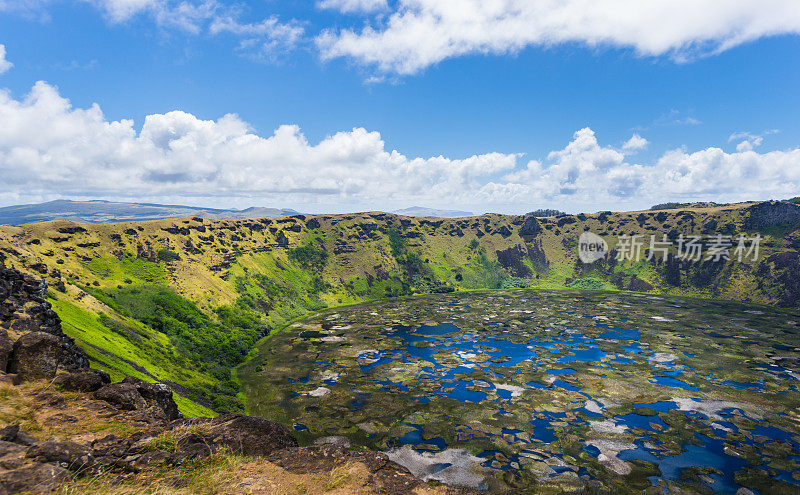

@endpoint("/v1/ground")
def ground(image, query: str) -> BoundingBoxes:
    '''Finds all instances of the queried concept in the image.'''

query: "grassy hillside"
[2,201,800,415]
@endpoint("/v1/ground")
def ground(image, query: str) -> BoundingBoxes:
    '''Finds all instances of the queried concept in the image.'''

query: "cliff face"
[0,262,89,377]
[743,200,800,230]
[0,200,799,414]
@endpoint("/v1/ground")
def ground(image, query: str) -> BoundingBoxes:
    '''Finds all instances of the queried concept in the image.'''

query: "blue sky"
[0,1,799,214]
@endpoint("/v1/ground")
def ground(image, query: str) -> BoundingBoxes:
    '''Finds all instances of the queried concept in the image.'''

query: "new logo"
[578,232,608,264]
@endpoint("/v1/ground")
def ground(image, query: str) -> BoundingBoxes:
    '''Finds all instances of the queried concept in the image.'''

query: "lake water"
[242,290,800,493]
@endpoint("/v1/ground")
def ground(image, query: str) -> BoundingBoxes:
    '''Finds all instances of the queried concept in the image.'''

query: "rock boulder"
[94,376,181,421]
[26,441,94,472]
[195,414,298,456]
[53,369,111,393]
[8,332,60,381]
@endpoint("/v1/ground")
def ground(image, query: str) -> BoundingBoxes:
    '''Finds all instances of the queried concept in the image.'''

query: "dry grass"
[0,382,450,495]
[57,454,430,495]
[0,381,37,430]
[141,422,215,454]
[0,381,139,442]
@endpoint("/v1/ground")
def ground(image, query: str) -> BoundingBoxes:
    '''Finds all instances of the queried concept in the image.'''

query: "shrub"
[387,228,405,258]
[157,249,180,262]
[287,244,328,270]
[566,277,605,290]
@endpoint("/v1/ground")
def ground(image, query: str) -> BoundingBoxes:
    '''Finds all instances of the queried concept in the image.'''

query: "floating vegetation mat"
[242,290,800,493]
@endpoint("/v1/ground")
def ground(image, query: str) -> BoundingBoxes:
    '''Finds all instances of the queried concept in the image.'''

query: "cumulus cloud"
[479,128,800,210]
[318,0,388,14]
[623,134,648,151]
[317,0,800,74]
[0,81,517,208]
[1,81,798,213]
[728,130,779,152]
[0,44,11,75]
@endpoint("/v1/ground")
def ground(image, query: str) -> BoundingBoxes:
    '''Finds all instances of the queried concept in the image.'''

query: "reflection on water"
[245,290,800,493]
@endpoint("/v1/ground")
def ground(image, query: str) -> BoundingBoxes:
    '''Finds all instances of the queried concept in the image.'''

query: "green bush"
[157,249,180,262]
[287,244,328,270]
[387,229,405,258]
[566,277,606,290]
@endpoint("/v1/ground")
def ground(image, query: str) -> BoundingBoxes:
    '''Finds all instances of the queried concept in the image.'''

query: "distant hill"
[526,209,566,217]
[649,201,720,211]
[0,200,299,226]
[393,206,473,218]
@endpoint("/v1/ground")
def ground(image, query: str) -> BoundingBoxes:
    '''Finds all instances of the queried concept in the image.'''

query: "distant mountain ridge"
[0,200,299,226]
[393,206,474,218]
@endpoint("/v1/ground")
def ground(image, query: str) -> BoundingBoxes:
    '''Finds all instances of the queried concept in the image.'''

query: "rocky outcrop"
[94,376,181,421]
[0,457,71,494]
[26,440,94,472]
[0,329,12,371]
[0,369,471,495]
[188,413,299,455]
[743,201,800,230]
[0,425,37,446]
[53,368,111,392]
[7,332,61,381]
[519,215,543,238]
[0,264,89,380]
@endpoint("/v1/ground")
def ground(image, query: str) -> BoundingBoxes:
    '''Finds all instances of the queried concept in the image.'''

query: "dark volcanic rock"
[124,450,172,472]
[198,413,298,456]
[171,442,211,464]
[0,425,37,446]
[94,382,148,412]
[53,369,111,392]
[0,461,71,493]
[26,441,94,472]
[94,376,180,421]
[519,215,543,237]
[744,201,800,230]
[276,231,289,247]
[0,439,26,457]
[0,329,12,371]
[495,225,513,238]
[8,332,60,381]
[700,218,718,234]
[496,246,533,278]
[0,264,89,373]
[121,376,181,421]
[628,276,654,292]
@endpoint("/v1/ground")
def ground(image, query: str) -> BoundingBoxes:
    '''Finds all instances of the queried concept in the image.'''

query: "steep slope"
[1,201,799,415]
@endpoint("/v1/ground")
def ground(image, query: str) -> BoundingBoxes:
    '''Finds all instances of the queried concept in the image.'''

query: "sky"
[0,0,799,214]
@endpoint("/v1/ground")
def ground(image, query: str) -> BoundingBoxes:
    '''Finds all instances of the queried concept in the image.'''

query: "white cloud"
[728,130,778,152]
[0,44,12,75]
[90,0,162,23]
[318,0,388,14]
[0,81,517,208]
[210,16,305,60]
[479,127,800,211]
[623,134,648,151]
[1,81,798,213]
[0,0,52,21]
[83,0,304,57]
[653,109,702,127]
[317,0,800,75]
